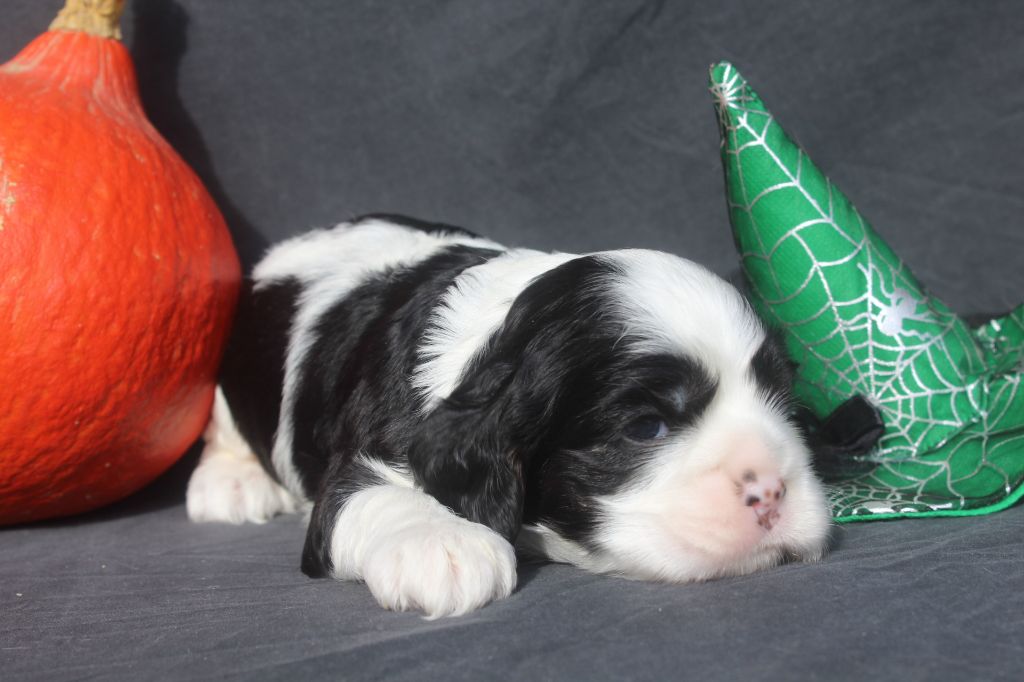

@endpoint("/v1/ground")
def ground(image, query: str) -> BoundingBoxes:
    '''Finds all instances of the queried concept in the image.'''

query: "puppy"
[187,215,831,617]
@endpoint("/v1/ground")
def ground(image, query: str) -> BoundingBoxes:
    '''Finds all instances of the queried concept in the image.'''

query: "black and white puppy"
[187,215,831,617]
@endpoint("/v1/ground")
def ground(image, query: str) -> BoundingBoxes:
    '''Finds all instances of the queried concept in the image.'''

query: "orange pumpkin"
[0,0,240,524]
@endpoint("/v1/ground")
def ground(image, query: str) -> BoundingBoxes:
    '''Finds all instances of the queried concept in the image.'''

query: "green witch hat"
[708,62,1024,521]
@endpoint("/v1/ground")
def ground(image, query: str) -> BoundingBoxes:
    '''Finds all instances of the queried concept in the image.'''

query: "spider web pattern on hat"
[709,62,1024,521]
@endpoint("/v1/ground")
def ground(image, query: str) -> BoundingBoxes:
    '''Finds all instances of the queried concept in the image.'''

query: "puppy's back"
[218,217,506,497]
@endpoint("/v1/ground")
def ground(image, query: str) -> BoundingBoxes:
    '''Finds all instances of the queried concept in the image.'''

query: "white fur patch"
[256,219,504,497]
[329,459,517,618]
[187,388,301,524]
[605,249,763,371]
[413,248,576,408]
[252,220,503,287]
[518,523,597,569]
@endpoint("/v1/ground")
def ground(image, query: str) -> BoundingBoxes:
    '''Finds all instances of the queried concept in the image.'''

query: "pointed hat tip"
[708,62,763,124]
[708,61,734,86]
[709,61,733,76]
[708,61,752,88]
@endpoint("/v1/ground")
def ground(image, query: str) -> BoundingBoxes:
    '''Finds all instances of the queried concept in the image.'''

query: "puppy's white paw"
[186,448,298,525]
[361,519,517,618]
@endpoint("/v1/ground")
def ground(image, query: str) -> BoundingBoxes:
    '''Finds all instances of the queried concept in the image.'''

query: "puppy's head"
[410,249,831,582]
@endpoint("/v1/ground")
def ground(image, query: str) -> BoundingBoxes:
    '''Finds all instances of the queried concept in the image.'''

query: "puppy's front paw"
[361,519,517,618]
[187,448,298,524]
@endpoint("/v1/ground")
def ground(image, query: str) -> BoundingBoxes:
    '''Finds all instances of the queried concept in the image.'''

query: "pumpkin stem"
[49,0,126,40]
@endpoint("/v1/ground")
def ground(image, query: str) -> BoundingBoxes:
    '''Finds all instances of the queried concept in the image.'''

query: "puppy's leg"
[187,387,299,524]
[305,457,517,618]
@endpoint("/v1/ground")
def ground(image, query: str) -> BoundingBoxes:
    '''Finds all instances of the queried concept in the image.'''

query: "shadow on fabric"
[129,0,268,268]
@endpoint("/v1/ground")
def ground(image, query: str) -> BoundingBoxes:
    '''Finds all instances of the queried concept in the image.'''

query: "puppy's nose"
[738,470,786,531]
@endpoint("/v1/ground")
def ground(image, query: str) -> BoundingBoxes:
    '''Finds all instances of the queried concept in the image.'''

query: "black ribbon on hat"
[795,395,885,478]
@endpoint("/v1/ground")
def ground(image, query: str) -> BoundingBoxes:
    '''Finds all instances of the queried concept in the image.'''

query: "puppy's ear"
[408,359,526,542]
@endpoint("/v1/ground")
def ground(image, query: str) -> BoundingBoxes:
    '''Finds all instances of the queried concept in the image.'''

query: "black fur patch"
[291,244,501,494]
[219,277,302,480]
[749,330,795,407]
[407,255,624,542]
[292,245,500,576]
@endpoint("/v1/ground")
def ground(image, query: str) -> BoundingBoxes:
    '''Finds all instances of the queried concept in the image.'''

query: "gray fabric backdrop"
[3,1,1023,680]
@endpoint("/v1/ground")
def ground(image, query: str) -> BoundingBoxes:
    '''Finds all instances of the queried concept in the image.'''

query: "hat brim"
[829,418,1024,521]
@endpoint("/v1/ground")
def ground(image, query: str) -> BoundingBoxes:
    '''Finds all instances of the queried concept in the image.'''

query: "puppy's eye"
[624,416,669,441]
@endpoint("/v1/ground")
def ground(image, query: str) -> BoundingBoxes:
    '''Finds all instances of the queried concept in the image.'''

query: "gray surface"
[3,455,1023,681]
[3,1,1024,680]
